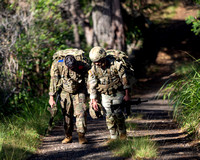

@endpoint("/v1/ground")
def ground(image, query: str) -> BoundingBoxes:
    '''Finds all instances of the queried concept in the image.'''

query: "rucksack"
[53,49,88,63]
[51,49,89,93]
[106,49,135,86]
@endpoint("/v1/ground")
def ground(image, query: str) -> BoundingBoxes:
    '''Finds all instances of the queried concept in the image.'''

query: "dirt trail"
[28,116,124,160]
[131,89,200,160]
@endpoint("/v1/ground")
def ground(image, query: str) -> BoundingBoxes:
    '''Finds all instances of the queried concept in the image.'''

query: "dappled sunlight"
[126,94,200,159]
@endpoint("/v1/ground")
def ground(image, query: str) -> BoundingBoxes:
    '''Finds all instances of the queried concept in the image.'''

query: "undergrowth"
[0,95,62,160]
[161,59,200,137]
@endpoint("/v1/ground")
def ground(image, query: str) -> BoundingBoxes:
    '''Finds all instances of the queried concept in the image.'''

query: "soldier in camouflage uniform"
[88,46,130,140]
[49,50,89,144]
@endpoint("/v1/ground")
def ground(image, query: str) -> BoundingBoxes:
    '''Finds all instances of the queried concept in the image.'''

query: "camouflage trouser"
[101,91,126,139]
[60,91,87,137]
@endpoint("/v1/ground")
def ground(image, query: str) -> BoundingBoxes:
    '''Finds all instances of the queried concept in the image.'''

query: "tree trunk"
[92,0,125,50]
[84,20,93,46]
[60,0,82,48]
[111,0,125,51]
[70,0,81,48]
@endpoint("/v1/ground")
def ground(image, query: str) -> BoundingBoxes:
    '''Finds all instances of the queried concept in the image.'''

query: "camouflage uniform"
[49,57,88,138]
[88,57,130,139]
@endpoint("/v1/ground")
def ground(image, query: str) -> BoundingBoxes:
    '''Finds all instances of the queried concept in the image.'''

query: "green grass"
[161,60,200,137]
[149,0,180,24]
[126,122,137,131]
[133,137,158,159]
[108,118,158,159]
[108,137,157,159]
[0,95,62,160]
[175,61,200,76]
[162,5,177,19]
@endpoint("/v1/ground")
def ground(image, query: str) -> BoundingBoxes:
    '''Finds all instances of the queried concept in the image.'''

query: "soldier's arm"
[87,68,98,99]
[87,67,99,111]
[49,61,60,107]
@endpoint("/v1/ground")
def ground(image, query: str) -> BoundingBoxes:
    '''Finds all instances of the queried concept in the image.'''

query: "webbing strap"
[98,78,120,89]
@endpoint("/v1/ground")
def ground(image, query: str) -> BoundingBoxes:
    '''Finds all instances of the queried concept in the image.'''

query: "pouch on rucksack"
[106,49,135,86]
[53,49,88,63]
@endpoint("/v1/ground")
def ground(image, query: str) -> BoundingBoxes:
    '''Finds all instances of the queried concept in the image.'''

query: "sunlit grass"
[149,0,179,24]
[126,122,137,131]
[108,115,158,159]
[0,95,62,160]
[1,125,40,160]
[126,113,143,120]
[133,137,158,159]
[108,137,157,159]
[125,113,143,132]
[175,62,199,76]
[162,5,177,19]
[161,60,200,137]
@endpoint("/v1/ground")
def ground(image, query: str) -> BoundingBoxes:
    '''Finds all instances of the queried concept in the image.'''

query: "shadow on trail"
[128,98,200,159]
[29,145,119,160]
[28,116,125,160]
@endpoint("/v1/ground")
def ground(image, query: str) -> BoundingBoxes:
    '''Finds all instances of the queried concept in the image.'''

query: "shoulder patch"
[58,59,64,62]
[88,70,92,76]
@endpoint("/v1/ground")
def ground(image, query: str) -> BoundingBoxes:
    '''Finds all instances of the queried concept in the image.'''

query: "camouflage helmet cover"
[89,103,104,119]
[89,46,106,62]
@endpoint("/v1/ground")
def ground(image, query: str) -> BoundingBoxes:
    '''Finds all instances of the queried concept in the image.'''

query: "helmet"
[89,103,104,119]
[65,55,77,68]
[89,46,106,62]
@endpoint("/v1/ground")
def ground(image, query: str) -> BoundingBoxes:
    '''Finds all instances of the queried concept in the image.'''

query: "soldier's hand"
[49,96,56,108]
[123,94,130,102]
[124,89,130,101]
[90,99,98,111]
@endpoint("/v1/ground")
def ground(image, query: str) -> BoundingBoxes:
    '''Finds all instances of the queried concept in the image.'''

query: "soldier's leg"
[102,94,118,139]
[73,93,87,144]
[60,94,73,143]
[106,114,118,139]
[114,105,127,139]
[112,92,127,139]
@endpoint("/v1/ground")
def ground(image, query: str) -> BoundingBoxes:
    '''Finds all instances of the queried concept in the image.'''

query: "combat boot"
[78,132,88,144]
[119,133,127,140]
[62,135,72,144]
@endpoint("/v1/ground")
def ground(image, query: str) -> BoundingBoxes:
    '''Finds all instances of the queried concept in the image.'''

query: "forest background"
[0,0,200,159]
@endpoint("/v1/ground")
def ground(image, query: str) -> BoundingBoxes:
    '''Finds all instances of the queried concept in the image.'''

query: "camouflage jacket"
[49,59,88,96]
[87,57,130,99]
